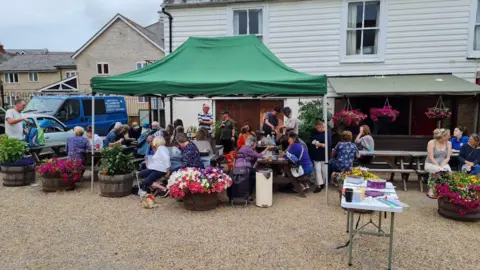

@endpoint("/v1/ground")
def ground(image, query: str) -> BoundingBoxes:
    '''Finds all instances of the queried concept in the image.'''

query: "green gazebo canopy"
[91,35,327,97]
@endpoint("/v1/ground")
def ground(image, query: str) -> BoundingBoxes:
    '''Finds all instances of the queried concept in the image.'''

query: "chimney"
[0,42,5,54]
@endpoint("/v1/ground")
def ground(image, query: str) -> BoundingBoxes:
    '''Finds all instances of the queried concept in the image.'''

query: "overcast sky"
[0,0,162,52]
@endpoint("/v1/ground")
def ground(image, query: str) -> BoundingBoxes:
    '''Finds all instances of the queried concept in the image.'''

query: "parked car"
[23,114,74,146]
[24,95,128,136]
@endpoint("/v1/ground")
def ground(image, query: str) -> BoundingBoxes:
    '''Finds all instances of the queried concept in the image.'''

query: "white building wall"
[164,0,480,127]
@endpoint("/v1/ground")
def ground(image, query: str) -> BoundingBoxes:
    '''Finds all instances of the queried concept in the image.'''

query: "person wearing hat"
[220,111,236,153]
[262,107,281,135]
[281,107,300,135]
[128,122,142,140]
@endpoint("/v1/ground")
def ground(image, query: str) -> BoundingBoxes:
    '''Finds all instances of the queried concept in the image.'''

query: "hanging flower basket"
[370,98,400,122]
[333,98,367,127]
[425,97,452,120]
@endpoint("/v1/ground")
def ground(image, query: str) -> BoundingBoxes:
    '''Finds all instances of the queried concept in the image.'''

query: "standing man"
[262,107,281,135]
[5,99,29,139]
[281,107,300,135]
[220,111,235,153]
[198,103,213,133]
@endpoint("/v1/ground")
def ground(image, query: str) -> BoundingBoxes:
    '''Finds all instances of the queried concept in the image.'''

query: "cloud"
[0,0,161,51]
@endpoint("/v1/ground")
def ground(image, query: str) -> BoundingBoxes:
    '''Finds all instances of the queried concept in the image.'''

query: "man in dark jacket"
[310,121,332,193]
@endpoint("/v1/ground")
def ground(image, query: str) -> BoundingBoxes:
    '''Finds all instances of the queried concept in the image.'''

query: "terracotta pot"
[183,192,218,211]
[41,173,76,192]
[438,197,480,222]
[98,172,134,197]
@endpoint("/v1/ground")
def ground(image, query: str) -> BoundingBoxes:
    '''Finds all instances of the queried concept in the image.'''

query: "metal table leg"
[348,210,354,266]
[378,211,382,233]
[388,213,395,270]
[346,211,350,233]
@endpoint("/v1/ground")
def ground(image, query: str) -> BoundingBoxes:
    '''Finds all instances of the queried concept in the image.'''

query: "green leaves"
[0,135,28,164]
[99,145,135,176]
[298,100,332,142]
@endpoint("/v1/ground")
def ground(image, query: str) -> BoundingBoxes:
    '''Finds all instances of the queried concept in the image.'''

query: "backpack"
[25,126,45,147]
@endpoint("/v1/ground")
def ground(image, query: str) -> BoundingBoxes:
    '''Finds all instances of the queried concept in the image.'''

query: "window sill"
[340,57,385,64]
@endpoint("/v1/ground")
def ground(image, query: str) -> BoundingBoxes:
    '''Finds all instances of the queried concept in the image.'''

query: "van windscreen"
[25,98,64,114]
[82,99,106,116]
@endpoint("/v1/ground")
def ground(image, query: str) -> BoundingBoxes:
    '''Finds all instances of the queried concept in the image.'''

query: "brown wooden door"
[411,96,439,135]
[215,100,284,132]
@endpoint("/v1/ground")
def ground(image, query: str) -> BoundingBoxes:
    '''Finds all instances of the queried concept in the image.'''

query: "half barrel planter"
[42,173,76,192]
[98,173,134,197]
[437,197,480,222]
[183,192,218,211]
[1,158,36,187]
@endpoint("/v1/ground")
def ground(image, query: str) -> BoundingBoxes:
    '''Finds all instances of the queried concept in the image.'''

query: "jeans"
[470,165,480,175]
[139,169,166,190]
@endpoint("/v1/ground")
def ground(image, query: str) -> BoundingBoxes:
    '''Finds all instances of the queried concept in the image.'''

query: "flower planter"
[183,192,218,211]
[1,158,36,186]
[42,173,76,192]
[98,172,134,197]
[437,197,480,222]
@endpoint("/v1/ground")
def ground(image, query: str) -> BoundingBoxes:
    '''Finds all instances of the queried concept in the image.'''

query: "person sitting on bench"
[139,137,170,197]
[329,131,360,184]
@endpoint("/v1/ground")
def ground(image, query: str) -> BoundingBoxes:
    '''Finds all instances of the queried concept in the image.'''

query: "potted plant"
[333,110,367,127]
[98,145,135,197]
[36,158,84,192]
[425,96,452,120]
[167,167,232,211]
[0,135,35,186]
[429,171,480,222]
[297,100,332,142]
[370,106,400,122]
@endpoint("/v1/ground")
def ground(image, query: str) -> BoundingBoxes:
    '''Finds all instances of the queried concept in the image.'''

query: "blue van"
[24,95,128,136]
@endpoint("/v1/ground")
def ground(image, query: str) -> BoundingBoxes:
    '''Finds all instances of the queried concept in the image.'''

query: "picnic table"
[29,143,66,163]
[255,158,307,198]
[359,150,459,191]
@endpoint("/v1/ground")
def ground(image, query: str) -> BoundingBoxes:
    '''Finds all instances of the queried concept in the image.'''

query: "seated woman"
[176,133,204,169]
[458,133,480,174]
[139,137,170,197]
[236,136,274,196]
[425,128,452,198]
[285,133,314,191]
[66,126,90,161]
[450,126,469,151]
[328,131,360,183]
[237,122,256,149]
[193,128,214,155]
[355,125,374,165]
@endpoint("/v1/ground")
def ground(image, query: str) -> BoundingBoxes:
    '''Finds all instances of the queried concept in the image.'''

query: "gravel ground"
[0,177,479,270]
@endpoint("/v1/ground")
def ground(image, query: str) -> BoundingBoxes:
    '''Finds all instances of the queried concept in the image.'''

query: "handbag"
[289,146,305,178]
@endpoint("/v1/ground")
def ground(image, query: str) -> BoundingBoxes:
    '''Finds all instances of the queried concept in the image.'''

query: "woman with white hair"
[103,122,124,148]
[235,136,274,196]
[66,126,90,161]
[139,136,170,197]
[425,128,452,199]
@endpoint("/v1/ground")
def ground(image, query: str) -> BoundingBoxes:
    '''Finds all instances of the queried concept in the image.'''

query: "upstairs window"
[469,0,480,57]
[341,0,385,62]
[4,73,18,84]
[232,8,264,41]
[97,63,109,75]
[29,72,39,82]
[136,62,146,70]
[65,71,77,78]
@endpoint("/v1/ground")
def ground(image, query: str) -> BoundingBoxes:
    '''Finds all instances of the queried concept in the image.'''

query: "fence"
[2,91,158,117]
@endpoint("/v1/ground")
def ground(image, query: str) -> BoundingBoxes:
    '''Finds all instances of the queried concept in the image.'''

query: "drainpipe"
[161,5,174,125]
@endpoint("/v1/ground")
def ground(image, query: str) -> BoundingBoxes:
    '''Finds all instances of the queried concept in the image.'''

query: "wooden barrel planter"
[1,164,35,187]
[183,192,218,211]
[98,173,134,197]
[42,173,76,192]
[437,198,480,222]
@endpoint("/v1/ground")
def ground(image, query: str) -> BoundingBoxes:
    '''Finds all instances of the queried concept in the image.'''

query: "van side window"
[37,117,65,133]
[82,99,106,116]
[57,100,80,121]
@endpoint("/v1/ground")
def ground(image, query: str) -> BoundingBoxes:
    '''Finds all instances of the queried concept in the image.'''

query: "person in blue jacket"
[458,134,480,174]
[450,126,469,151]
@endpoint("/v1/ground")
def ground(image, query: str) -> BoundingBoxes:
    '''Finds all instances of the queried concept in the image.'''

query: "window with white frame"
[233,8,263,40]
[97,63,109,75]
[28,72,39,82]
[4,73,19,83]
[138,96,148,103]
[342,0,385,62]
[65,71,77,78]
[469,0,480,57]
[136,62,146,70]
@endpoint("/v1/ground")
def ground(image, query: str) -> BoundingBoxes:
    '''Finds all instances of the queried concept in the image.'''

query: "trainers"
[138,189,148,198]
